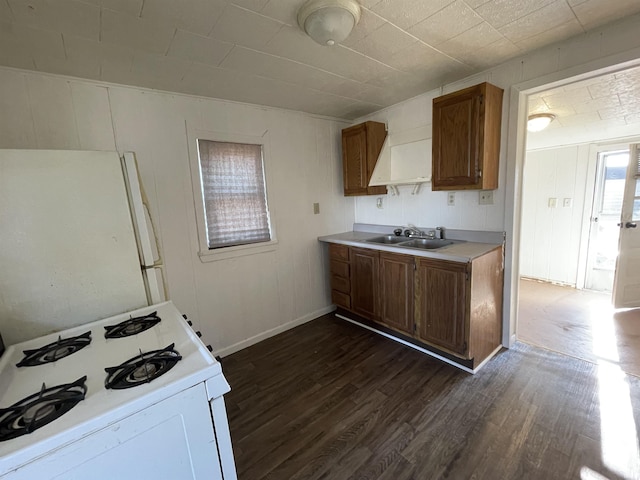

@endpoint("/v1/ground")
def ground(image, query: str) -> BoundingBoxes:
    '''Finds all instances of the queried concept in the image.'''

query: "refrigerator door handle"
[142,267,165,305]
[121,152,156,268]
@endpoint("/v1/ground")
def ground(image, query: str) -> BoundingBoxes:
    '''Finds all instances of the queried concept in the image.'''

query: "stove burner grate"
[104,312,161,338]
[104,344,181,390]
[0,376,87,442]
[16,331,92,367]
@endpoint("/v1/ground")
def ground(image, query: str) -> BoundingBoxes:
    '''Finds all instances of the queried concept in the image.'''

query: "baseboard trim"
[214,305,336,358]
[336,313,483,374]
[472,345,503,373]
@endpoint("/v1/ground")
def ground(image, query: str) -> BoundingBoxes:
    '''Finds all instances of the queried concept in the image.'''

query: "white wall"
[520,146,591,286]
[354,13,640,343]
[0,67,353,355]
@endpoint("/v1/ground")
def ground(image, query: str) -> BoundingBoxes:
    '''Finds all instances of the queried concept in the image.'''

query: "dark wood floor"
[222,313,640,480]
[518,278,640,378]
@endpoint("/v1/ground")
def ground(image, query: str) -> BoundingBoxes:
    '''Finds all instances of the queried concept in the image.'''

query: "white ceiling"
[1,0,640,120]
[527,65,640,148]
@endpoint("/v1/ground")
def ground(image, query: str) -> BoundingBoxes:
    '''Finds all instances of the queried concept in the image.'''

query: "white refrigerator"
[0,149,164,345]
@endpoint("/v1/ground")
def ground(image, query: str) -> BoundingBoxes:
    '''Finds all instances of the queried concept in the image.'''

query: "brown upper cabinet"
[431,82,503,191]
[342,121,387,196]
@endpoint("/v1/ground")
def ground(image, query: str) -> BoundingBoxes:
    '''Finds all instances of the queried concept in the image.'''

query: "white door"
[613,143,640,308]
[585,150,628,291]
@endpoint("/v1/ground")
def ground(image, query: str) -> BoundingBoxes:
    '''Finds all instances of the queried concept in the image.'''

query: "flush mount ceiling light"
[527,113,556,132]
[297,0,361,46]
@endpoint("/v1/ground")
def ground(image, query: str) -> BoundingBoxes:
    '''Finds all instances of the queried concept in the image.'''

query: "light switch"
[313,202,320,214]
[376,197,384,209]
[563,198,572,208]
[548,198,557,208]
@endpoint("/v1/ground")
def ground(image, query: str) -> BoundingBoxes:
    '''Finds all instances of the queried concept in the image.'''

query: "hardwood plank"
[222,313,640,480]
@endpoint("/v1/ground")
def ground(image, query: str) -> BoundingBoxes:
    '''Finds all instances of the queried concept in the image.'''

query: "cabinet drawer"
[331,290,351,309]
[330,260,350,278]
[331,274,350,294]
[329,244,349,261]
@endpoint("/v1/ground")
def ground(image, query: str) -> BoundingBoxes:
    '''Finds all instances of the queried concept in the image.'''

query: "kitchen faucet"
[402,225,446,239]
[403,225,424,237]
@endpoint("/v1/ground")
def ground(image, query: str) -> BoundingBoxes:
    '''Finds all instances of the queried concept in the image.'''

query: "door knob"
[626,222,637,228]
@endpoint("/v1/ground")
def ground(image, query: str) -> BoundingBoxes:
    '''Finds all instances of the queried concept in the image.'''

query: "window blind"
[197,140,272,249]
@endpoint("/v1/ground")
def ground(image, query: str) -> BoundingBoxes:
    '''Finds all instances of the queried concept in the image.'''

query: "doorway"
[515,65,640,374]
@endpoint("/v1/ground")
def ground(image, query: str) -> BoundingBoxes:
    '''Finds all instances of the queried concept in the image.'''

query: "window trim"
[187,127,278,262]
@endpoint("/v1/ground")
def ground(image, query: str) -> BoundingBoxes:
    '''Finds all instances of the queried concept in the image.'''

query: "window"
[197,139,272,249]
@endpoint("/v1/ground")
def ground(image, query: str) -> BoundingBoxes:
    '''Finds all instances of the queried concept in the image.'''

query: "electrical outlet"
[313,202,320,214]
[447,192,455,206]
[479,190,494,205]
[376,197,384,209]
[563,198,572,208]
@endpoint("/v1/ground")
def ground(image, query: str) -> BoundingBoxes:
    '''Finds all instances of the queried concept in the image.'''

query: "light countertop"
[318,230,502,262]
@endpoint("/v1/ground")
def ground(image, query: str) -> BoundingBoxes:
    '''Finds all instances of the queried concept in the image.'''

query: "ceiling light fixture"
[297,0,361,46]
[527,113,556,132]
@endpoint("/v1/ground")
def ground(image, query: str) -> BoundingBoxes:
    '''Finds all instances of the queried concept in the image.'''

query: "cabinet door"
[432,85,481,190]
[416,258,469,356]
[351,247,380,320]
[342,124,368,195]
[379,252,414,335]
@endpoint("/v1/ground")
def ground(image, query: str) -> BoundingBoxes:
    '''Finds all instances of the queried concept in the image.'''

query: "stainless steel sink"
[365,235,409,245]
[400,239,455,250]
[365,234,461,250]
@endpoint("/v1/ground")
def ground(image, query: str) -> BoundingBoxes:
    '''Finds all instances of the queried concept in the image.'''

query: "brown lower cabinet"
[350,247,379,320]
[327,243,503,369]
[415,258,468,356]
[379,252,414,335]
[328,244,350,309]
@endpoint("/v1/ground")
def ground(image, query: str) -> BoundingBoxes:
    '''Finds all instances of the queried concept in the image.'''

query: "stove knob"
[206,345,213,352]
[196,331,202,337]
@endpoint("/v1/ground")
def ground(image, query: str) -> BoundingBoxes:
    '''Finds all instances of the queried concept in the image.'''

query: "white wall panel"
[26,75,80,149]
[69,83,116,151]
[520,146,589,285]
[0,70,36,148]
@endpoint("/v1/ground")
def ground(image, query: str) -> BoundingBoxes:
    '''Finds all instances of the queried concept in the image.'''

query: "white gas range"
[0,301,237,480]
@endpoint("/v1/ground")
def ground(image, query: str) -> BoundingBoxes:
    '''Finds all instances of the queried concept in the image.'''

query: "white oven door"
[5,384,223,480]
